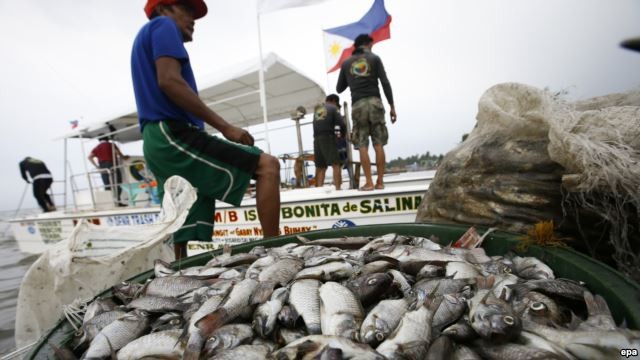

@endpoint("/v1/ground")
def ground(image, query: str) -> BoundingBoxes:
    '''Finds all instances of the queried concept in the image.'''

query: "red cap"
[144,0,208,20]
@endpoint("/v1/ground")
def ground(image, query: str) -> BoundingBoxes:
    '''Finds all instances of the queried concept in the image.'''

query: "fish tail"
[584,291,613,317]
[196,309,229,338]
[475,275,495,290]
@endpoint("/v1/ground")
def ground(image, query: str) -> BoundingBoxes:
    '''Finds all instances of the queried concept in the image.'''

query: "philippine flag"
[70,119,79,129]
[323,0,391,73]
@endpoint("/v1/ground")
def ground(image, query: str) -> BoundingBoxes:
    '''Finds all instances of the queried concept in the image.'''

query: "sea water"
[0,213,39,355]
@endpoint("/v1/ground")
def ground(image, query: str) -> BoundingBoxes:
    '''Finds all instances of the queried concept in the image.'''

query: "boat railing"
[66,161,158,212]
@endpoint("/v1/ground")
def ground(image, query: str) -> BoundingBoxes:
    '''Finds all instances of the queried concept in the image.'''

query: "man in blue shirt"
[131,0,281,259]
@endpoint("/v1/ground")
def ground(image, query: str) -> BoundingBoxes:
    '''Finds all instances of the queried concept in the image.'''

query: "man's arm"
[87,153,99,169]
[376,57,397,124]
[156,57,254,146]
[336,66,348,94]
[19,161,29,183]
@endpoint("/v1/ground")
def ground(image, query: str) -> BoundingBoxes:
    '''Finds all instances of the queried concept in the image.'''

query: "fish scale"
[289,279,322,334]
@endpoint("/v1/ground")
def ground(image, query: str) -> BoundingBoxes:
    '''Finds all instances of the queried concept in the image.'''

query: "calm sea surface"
[0,214,39,355]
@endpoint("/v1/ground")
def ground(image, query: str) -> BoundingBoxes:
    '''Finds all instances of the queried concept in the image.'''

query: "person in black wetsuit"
[19,157,56,212]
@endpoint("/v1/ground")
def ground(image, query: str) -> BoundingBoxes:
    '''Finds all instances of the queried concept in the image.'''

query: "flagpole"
[256,2,272,155]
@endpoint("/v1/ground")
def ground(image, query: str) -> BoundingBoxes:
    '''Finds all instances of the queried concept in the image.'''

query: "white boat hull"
[9,181,429,256]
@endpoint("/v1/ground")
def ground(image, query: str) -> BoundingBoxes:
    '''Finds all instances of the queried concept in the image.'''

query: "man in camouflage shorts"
[337,34,396,190]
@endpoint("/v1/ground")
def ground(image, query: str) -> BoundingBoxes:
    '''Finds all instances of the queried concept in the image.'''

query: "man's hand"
[390,107,397,124]
[222,126,255,146]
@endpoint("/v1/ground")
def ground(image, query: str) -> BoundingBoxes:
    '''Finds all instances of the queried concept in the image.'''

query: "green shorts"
[142,120,262,244]
[313,134,340,168]
[351,96,388,148]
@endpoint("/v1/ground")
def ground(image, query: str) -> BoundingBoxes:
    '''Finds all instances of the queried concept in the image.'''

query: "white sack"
[14,176,197,348]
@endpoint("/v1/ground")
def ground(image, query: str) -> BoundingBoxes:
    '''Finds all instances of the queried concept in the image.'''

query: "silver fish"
[432,293,467,331]
[376,297,442,359]
[206,253,258,268]
[512,291,562,326]
[319,282,364,341]
[472,340,564,360]
[416,264,445,281]
[253,287,289,338]
[345,272,393,307]
[446,261,480,279]
[276,328,308,346]
[196,278,259,338]
[153,259,176,278]
[356,260,398,277]
[425,335,454,360]
[202,323,254,357]
[289,279,322,334]
[295,261,354,281]
[209,344,271,360]
[83,309,151,359]
[82,298,117,325]
[75,309,127,348]
[116,329,183,360]
[524,319,640,359]
[510,255,555,280]
[144,276,214,298]
[127,296,187,313]
[251,258,303,304]
[360,298,409,346]
[387,269,413,297]
[442,317,478,343]
[272,335,385,360]
[468,283,521,343]
[184,293,229,360]
[452,344,482,360]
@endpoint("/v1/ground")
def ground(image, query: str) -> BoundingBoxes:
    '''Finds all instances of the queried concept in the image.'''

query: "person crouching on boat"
[312,94,345,190]
[131,0,281,259]
[19,157,56,212]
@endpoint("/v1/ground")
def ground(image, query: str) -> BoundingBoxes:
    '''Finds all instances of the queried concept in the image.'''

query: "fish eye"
[503,315,515,325]
[375,331,385,341]
[170,319,181,325]
[74,329,84,337]
[503,266,511,273]
[367,278,378,285]
[530,302,546,311]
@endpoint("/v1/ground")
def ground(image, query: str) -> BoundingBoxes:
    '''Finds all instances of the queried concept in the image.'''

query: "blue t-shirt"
[131,16,204,130]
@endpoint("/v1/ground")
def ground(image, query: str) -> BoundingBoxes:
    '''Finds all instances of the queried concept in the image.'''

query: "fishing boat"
[7,53,434,256]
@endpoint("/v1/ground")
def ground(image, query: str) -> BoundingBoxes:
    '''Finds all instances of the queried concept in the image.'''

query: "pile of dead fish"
[66,233,640,359]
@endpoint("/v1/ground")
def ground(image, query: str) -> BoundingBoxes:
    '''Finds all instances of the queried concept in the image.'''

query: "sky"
[0,0,639,212]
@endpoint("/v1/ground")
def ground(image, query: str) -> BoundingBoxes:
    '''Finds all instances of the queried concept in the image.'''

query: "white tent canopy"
[62,52,326,144]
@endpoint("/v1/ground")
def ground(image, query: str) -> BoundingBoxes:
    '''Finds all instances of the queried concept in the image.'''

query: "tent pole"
[256,6,272,154]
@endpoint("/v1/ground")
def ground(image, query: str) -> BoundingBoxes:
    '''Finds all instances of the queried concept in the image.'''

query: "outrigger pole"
[256,5,272,155]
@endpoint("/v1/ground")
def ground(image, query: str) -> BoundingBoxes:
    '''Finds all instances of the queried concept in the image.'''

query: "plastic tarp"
[14,176,196,348]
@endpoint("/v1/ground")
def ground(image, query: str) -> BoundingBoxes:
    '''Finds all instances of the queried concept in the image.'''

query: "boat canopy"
[61,52,326,143]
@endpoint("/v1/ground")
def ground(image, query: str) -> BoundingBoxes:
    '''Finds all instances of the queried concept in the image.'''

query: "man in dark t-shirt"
[337,34,397,191]
[313,94,345,190]
[19,157,56,212]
